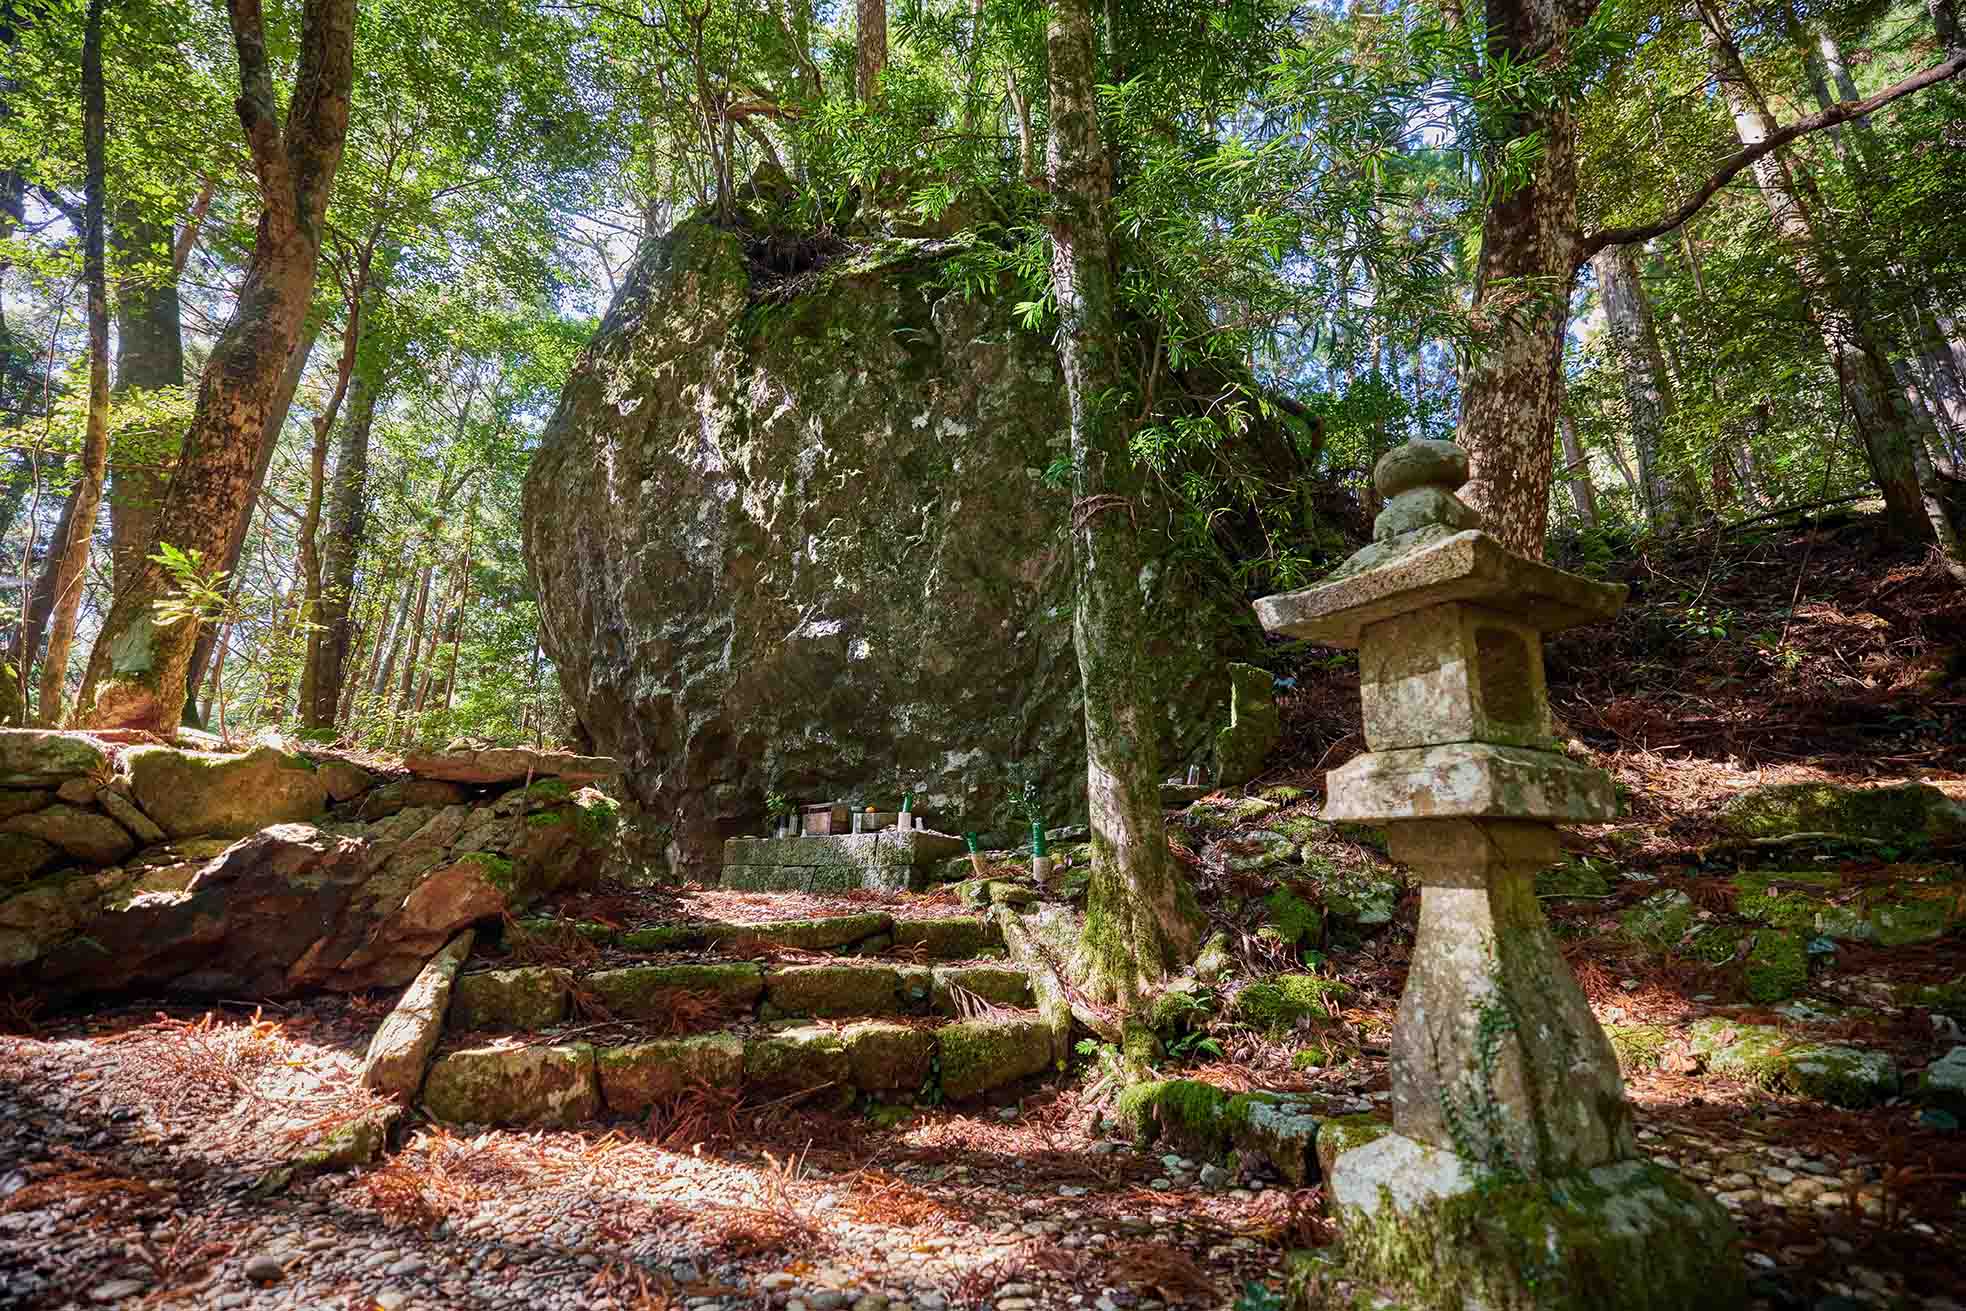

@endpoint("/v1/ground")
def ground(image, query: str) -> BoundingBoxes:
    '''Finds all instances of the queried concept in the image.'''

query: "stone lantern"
[1255,440,1742,1311]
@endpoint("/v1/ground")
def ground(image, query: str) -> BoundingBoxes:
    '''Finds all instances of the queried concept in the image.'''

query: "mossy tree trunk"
[36,0,111,725]
[107,208,186,598]
[1044,0,1200,1008]
[77,0,355,731]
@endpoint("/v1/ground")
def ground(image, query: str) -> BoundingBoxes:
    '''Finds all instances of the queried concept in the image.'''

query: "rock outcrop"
[0,731,620,997]
[524,218,1305,878]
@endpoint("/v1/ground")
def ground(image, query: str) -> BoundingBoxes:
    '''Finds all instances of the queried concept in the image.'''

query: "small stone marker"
[1255,440,1744,1310]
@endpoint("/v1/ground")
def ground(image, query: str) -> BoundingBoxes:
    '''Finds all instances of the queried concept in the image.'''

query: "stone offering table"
[1256,440,1744,1310]
[722,829,965,893]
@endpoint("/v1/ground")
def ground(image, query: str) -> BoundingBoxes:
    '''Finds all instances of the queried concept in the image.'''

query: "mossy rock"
[1733,869,1964,946]
[713,912,891,952]
[1234,973,1350,1031]
[1536,861,1612,899]
[764,963,903,1016]
[617,923,703,951]
[841,1021,936,1090]
[123,744,331,839]
[422,1043,600,1126]
[1896,976,1966,1014]
[1619,890,1695,949]
[744,1026,851,1099]
[956,878,1035,908]
[1182,796,1280,834]
[1331,1142,1745,1311]
[1689,1017,1899,1107]
[931,963,1032,1014]
[1258,888,1321,947]
[587,963,765,1018]
[0,832,58,885]
[1717,781,1965,845]
[1306,862,1402,927]
[1313,1112,1390,1181]
[1214,662,1281,786]
[1221,829,1298,874]
[936,1015,1054,1099]
[509,915,616,948]
[1113,1078,1325,1184]
[1742,930,1809,1002]
[1604,1023,1671,1073]
[1914,1045,1966,1115]
[595,1034,744,1114]
[890,915,1002,958]
[450,967,572,1030]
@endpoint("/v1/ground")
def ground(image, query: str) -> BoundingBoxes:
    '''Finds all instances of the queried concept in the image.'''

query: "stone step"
[507,910,1002,960]
[450,959,1036,1031]
[421,1012,1060,1126]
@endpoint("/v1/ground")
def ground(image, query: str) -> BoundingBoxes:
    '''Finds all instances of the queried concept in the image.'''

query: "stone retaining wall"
[0,730,620,998]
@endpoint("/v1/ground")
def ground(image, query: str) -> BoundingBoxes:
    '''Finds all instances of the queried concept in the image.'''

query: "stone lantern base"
[1325,1133,1746,1311]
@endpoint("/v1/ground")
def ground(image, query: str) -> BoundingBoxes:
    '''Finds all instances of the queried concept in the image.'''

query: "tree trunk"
[180,316,323,717]
[1701,7,1953,563]
[77,0,356,731]
[107,207,185,597]
[305,265,386,729]
[856,0,886,102]
[443,536,472,711]
[1590,245,1678,531]
[1557,409,1599,526]
[395,562,432,728]
[37,0,112,726]
[1045,0,1199,1008]
[293,267,367,729]
[1454,0,1587,559]
[368,561,416,719]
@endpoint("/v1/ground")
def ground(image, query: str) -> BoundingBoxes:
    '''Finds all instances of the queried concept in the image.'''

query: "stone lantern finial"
[1251,440,1744,1310]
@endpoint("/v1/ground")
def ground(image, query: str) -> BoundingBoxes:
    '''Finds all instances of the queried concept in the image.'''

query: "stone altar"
[1255,440,1744,1310]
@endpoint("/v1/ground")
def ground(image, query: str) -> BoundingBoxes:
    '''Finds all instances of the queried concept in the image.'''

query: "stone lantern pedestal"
[1255,441,1743,1310]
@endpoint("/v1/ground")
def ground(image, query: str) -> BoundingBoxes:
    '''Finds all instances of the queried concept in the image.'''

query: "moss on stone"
[1234,973,1350,1031]
[460,851,519,892]
[450,967,572,1030]
[1113,1078,1234,1149]
[1313,1112,1391,1181]
[1689,1016,1899,1107]
[422,1043,600,1127]
[1718,781,1965,845]
[936,1015,1054,1099]
[890,915,1002,958]
[1743,930,1809,1002]
[587,963,765,1018]
[1603,1023,1671,1073]
[1335,1157,1744,1311]
[840,1020,937,1090]
[743,1026,851,1100]
[1535,861,1611,899]
[618,923,702,951]
[763,963,903,1016]
[1260,888,1324,949]
[1619,890,1695,949]
[594,1034,744,1114]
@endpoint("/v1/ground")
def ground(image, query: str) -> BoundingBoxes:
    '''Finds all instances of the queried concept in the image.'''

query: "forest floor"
[1,512,1963,1311]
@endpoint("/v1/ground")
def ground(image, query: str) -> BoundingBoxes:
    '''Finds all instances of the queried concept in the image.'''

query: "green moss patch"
[450,967,572,1030]
[1234,973,1350,1031]
[1689,1017,1899,1107]
[586,963,764,1018]
[936,1015,1054,1099]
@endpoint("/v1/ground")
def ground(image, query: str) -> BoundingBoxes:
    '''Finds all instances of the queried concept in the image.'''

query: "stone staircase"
[410,899,1063,1128]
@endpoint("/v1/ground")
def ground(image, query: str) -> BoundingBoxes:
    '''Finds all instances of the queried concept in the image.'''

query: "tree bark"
[107,208,186,598]
[1557,408,1599,526]
[394,562,432,730]
[305,255,386,729]
[1590,245,1678,531]
[856,0,886,102]
[1453,0,1590,559]
[37,0,112,725]
[180,316,322,718]
[77,0,356,731]
[1045,0,1199,1008]
[1701,7,1959,568]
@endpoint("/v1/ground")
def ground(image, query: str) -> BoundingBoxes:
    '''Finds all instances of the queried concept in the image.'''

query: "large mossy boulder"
[124,744,330,838]
[1717,781,1966,846]
[522,218,1306,877]
[0,730,109,787]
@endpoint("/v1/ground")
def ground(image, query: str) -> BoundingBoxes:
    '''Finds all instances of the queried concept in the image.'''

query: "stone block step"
[421,1014,1059,1126]
[510,911,1002,960]
[450,960,1035,1031]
